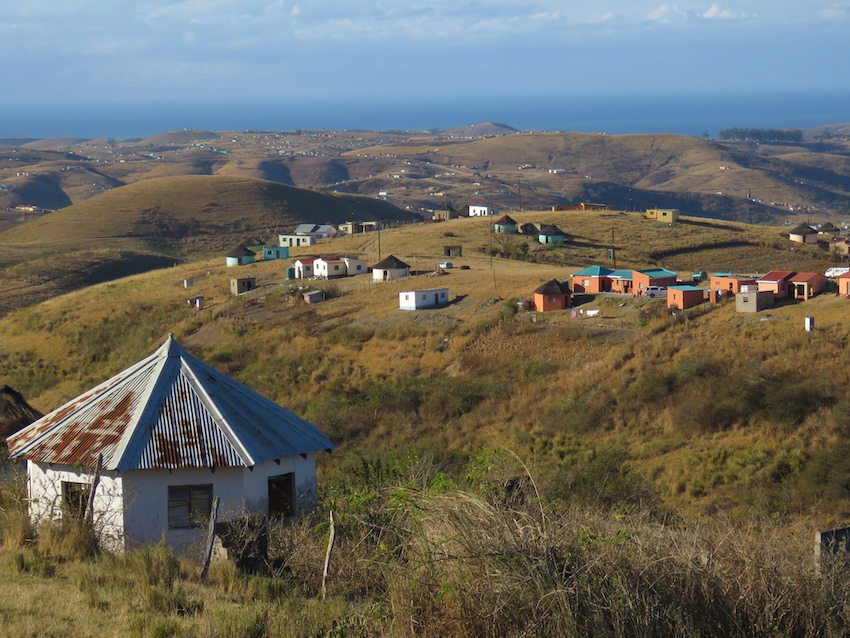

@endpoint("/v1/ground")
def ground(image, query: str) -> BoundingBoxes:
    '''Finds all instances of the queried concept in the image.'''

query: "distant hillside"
[0,174,417,253]
[21,138,92,150]
[442,122,519,137]
[137,129,221,146]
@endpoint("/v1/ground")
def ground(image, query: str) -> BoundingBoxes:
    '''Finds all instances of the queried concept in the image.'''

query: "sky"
[4,1,850,107]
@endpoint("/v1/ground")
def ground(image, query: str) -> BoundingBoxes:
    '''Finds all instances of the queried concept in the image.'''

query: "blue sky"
[4,1,849,105]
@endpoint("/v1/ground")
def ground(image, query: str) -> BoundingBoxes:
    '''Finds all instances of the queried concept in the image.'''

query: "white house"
[7,335,334,553]
[279,234,317,248]
[372,255,411,281]
[342,257,368,276]
[294,258,317,279]
[468,205,495,217]
[313,257,347,279]
[399,288,449,310]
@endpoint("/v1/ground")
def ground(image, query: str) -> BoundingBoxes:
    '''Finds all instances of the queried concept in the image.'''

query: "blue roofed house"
[7,335,335,553]
[570,265,613,293]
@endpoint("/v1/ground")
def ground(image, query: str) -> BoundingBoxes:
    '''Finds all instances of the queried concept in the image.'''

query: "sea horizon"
[1,90,849,140]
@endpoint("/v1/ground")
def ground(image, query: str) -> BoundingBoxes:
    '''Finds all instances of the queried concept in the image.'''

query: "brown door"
[268,473,295,518]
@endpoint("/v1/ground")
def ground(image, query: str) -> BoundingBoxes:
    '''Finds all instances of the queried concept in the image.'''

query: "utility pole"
[377,225,382,262]
[517,179,523,212]
[611,229,617,270]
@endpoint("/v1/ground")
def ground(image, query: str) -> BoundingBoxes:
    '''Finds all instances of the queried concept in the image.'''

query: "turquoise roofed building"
[570,265,614,293]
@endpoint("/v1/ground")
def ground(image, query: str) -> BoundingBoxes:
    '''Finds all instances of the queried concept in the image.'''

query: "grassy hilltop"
[2,210,850,635]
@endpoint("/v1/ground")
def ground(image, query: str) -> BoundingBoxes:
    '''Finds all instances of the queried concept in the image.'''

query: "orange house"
[532,280,571,311]
[608,270,634,294]
[757,271,795,298]
[709,275,757,294]
[667,285,705,309]
[838,272,850,295]
[570,266,613,293]
[788,272,828,299]
[632,268,678,293]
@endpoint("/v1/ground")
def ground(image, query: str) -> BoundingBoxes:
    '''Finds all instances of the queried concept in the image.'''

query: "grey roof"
[294,223,336,235]
[789,224,816,235]
[373,255,410,270]
[494,215,517,225]
[7,336,335,470]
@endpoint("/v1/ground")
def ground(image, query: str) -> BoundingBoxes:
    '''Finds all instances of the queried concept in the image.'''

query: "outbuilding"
[6,336,335,553]
[667,285,705,310]
[531,279,571,312]
[372,255,411,281]
[399,288,449,310]
[230,277,257,295]
[736,290,775,313]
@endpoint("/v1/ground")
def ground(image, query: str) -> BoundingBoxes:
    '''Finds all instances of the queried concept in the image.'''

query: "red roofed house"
[788,272,828,299]
[294,257,317,279]
[532,280,571,312]
[314,257,346,279]
[6,336,335,552]
[757,271,796,299]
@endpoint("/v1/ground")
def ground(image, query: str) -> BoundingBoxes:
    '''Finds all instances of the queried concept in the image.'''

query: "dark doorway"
[268,473,295,518]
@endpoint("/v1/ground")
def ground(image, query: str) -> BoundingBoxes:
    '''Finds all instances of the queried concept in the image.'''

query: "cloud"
[646,4,694,23]
[821,2,850,19]
[701,4,755,19]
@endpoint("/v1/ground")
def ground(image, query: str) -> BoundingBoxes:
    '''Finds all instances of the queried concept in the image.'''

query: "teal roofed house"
[570,265,613,293]
[608,269,635,294]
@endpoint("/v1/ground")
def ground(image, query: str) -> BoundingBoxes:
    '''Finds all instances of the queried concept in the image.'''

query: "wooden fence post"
[200,497,221,580]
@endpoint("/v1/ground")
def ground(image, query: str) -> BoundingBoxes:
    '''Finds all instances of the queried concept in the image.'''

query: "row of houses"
[292,255,412,282]
[493,215,567,244]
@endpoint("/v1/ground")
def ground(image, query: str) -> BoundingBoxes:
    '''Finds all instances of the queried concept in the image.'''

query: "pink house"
[757,271,796,299]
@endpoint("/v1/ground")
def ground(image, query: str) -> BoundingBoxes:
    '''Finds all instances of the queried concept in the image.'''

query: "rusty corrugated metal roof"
[7,336,335,470]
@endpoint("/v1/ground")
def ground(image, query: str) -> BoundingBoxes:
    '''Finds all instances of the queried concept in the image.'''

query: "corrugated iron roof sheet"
[7,336,335,470]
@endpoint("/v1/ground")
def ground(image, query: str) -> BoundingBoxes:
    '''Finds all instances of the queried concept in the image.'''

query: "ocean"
[2,91,849,140]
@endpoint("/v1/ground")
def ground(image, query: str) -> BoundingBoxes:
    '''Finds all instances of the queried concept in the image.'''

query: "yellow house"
[644,208,680,222]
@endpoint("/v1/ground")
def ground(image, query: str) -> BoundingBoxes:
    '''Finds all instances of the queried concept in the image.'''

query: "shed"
[225,244,256,267]
[667,285,705,310]
[443,246,462,257]
[399,288,449,310]
[736,290,775,313]
[302,290,325,304]
[230,277,256,295]
[372,255,411,281]
[6,336,334,553]
[531,279,571,312]
[839,272,850,296]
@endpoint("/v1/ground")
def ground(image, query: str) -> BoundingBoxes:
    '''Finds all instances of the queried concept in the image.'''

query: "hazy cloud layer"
[4,1,848,103]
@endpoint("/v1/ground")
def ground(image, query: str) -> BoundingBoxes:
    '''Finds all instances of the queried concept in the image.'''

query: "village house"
[6,335,335,553]
[817,222,840,237]
[632,268,678,293]
[531,280,571,312]
[788,272,828,299]
[338,221,380,235]
[294,257,317,279]
[399,288,449,310]
[537,224,566,244]
[830,238,850,255]
[570,266,613,293]
[838,271,850,296]
[667,285,705,310]
[709,275,757,295]
[757,271,796,299]
[788,224,818,244]
[644,208,680,222]
[555,203,609,211]
[608,270,635,294]
[262,246,289,260]
[372,255,411,281]
[493,215,518,233]
[313,257,347,279]
[225,244,256,267]
[468,205,495,217]
[230,277,256,295]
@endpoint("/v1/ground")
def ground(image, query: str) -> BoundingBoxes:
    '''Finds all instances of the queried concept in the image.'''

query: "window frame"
[167,484,213,530]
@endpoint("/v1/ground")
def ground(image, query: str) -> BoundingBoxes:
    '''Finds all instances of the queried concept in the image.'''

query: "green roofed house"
[571,265,613,293]
[608,269,634,294]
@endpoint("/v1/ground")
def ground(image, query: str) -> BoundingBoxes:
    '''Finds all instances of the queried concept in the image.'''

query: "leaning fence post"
[200,497,221,580]
[84,453,103,526]
[321,509,336,600]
